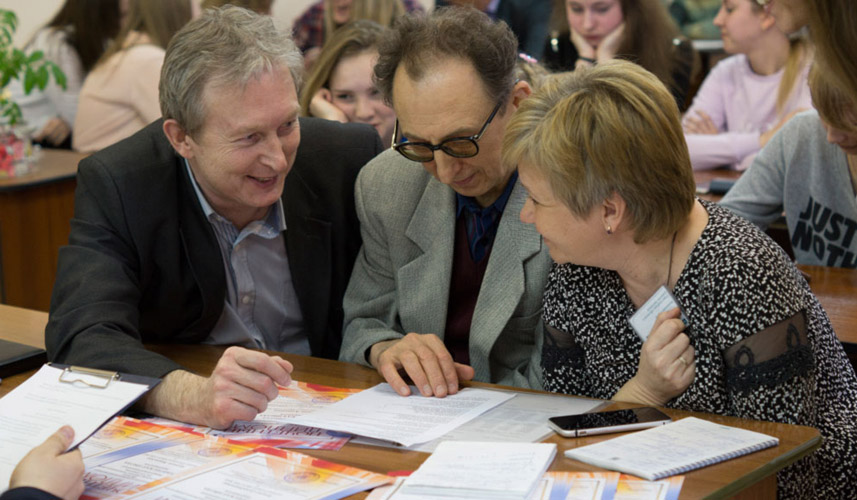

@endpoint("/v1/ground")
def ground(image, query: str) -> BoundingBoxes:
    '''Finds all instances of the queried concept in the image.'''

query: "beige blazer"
[339,149,551,389]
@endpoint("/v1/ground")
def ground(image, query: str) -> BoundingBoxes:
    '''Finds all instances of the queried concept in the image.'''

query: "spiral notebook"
[564,417,778,481]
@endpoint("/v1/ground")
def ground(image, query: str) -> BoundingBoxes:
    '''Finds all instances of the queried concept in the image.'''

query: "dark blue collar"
[455,171,518,218]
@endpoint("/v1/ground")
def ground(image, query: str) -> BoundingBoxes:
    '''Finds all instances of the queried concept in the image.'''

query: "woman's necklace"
[665,230,678,289]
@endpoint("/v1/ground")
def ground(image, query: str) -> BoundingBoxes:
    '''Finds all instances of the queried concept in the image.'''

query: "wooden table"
[0,304,821,499]
[0,150,86,311]
[695,168,742,203]
[798,265,857,370]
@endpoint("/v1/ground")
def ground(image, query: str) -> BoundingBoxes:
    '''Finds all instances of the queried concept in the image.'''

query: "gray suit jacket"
[339,150,551,389]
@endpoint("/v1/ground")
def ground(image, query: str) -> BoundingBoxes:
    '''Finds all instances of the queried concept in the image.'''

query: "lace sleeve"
[541,325,589,395]
[724,310,816,422]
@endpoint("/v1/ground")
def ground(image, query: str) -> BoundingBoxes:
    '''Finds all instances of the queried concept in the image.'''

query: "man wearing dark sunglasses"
[339,7,551,397]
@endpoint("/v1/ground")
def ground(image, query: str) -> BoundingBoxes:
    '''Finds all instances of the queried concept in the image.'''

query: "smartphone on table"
[548,407,672,437]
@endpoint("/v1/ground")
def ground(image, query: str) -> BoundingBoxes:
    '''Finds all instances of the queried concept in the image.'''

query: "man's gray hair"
[159,5,303,136]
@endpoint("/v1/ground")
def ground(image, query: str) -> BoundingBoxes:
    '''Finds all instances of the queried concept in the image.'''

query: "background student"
[72,0,196,152]
[542,0,697,109]
[504,61,857,499]
[292,0,422,70]
[720,66,857,268]
[300,20,396,146]
[683,0,811,171]
[6,0,121,149]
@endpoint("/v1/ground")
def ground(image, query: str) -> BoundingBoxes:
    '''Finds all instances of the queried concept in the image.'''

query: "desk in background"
[694,168,741,203]
[0,150,85,312]
[0,304,821,499]
[798,265,857,371]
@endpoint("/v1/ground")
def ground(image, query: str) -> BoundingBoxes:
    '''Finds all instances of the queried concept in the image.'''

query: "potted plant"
[0,8,66,175]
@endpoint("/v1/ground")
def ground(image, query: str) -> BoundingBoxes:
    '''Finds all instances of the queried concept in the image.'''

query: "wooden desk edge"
[704,434,822,499]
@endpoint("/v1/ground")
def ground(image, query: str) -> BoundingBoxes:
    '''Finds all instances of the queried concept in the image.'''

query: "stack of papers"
[393,441,557,500]
[79,416,391,499]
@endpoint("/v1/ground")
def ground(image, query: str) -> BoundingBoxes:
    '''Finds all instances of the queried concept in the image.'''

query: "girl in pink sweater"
[682,0,811,171]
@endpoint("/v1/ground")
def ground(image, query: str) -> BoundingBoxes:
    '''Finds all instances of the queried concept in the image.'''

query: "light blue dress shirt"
[185,160,310,355]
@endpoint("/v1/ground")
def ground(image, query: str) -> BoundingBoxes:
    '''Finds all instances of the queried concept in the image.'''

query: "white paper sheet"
[0,365,151,490]
[287,383,514,447]
[409,390,606,452]
[395,441,557,500]
[372,476,554,500]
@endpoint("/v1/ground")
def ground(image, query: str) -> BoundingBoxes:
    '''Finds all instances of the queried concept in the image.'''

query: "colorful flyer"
[82,429,253,500]
[545,471,620,500]
[79,417,192,462]
[114,446,392,500]
[614,474,684,500]
[254,380,364,420]
[143,380,361,450]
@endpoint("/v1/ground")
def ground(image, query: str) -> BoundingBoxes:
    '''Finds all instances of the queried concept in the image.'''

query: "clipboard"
[54,363,162,390]
[0,364,161,487]
[50,364,162,449]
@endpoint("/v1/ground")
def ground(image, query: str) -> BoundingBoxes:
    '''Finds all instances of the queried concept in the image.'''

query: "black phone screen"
[550,407,669,431]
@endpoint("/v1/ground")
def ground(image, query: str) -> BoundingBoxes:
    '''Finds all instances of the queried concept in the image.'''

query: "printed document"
[288,383,513,447]
[395,441,556,500]
[410,390,605,452]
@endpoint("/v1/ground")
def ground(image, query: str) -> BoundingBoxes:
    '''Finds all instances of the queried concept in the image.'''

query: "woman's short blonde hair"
[503,60,696,244]
[810,63,857,134]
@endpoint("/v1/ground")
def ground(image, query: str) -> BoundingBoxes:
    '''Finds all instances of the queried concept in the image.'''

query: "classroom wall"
[0,0,435,46]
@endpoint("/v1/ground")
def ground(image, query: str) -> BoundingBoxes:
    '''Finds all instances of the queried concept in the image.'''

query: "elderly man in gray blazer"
[339,8,552,397]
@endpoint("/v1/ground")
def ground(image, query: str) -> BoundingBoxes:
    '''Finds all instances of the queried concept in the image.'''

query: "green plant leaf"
[1,101,23,126]
[27,50,44,64]
[1,26,12,46]
[12,48,27,69]
[50,63,67,90]
[1,10,17,32]
[23,66,36,93]
[36,65,49,89]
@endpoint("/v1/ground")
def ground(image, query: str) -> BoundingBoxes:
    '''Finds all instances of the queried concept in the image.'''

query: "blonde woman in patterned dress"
[502,60,857,499]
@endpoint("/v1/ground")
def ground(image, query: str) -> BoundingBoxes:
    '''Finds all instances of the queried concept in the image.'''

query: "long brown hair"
[550,0,688,94]
[40,0,121,73]
[96,0,193,68]
[615,0,685,93]
[808,0,857,107]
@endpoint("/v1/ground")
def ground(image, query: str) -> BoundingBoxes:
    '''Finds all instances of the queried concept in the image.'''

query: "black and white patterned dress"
[542,201,857,499]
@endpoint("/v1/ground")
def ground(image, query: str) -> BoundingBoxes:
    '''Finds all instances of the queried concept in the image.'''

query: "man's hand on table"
[368,333,475,398]
[141,346,293,429]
